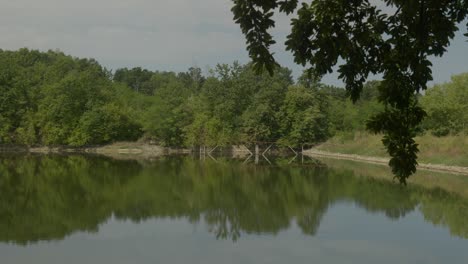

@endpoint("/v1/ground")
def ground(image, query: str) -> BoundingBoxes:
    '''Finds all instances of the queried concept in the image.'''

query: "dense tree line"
[327,74,468,138]
[333,73,468,138]
[0,49,466,148]
[0,49,142,146]
[0,49,328,147]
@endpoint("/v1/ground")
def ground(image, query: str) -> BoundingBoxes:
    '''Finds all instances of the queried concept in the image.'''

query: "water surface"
[0,154,467,264]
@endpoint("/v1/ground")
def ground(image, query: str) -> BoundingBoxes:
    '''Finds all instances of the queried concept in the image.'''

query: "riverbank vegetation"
[317,72,468,167]
[1,49,467,153]
[316,133,468,167]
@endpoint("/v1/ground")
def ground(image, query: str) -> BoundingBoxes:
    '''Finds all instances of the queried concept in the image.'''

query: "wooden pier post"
[255,144,259,164]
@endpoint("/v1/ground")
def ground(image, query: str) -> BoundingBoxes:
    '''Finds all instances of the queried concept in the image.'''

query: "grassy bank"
[316,132,468,167]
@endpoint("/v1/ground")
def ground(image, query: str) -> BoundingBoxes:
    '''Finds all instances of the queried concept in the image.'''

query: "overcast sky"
[1,0,467,86]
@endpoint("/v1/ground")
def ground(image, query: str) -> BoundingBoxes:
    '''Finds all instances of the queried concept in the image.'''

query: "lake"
[0,153,467,264]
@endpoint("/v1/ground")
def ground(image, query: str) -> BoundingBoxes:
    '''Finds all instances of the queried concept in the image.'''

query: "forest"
[0,49,467,148]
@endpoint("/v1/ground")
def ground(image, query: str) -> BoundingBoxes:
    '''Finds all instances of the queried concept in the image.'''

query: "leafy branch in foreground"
[232,0,468,184]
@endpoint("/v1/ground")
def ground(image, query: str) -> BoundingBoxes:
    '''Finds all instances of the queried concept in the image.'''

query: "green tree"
[142,77,192,146]
[326,81,384,134]
[69,102,142,146]
[421,73,468,136]
[240,66,292,143]
[278,85,329,147]
[0,49,144,146]
[114,67,154,95]
[231,0,468,183]
[178,67,206,92]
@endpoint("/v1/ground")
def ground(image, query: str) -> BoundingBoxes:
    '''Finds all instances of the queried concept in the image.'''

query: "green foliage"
[278,85,329,146]
[2,48,465,158]
[2,50,317,148]
[231,0,468,183]
[231,0,299,74]
[0,49,143,146]
[421,73,468,136]
[367,102,427,183]
[69,103,142,146]
[183,63,294,146]
[142,97,191,147]
[325,81,384,134]
[140,73,193,147]
[114,67,205,96]
[114,67,154,95]
[239,67,292,143]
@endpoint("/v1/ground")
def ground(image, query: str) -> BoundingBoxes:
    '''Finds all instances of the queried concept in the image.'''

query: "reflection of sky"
[0,0,466,85]
[1,203,467,264]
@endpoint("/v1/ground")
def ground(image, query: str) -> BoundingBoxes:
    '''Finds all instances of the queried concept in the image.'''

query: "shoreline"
[303,149,468,176]
[2,143,468,176]
[0,143,191,159]
[0,143,255,159]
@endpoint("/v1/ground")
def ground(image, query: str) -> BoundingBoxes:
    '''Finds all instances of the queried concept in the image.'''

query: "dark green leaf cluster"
[232,0,299,74]
[367,102,426,183]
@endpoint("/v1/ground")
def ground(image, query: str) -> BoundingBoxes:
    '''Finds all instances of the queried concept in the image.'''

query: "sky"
[0,0,467,86]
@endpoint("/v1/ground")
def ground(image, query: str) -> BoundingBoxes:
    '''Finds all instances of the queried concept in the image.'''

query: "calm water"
[0,154,467,264]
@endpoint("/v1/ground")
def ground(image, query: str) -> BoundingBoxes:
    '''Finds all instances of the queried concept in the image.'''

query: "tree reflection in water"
[0,154,467,244]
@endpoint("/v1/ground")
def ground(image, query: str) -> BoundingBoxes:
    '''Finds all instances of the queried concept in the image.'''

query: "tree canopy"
[231,0,468,183]
[0,49,143,146]
[0,49,331,148]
